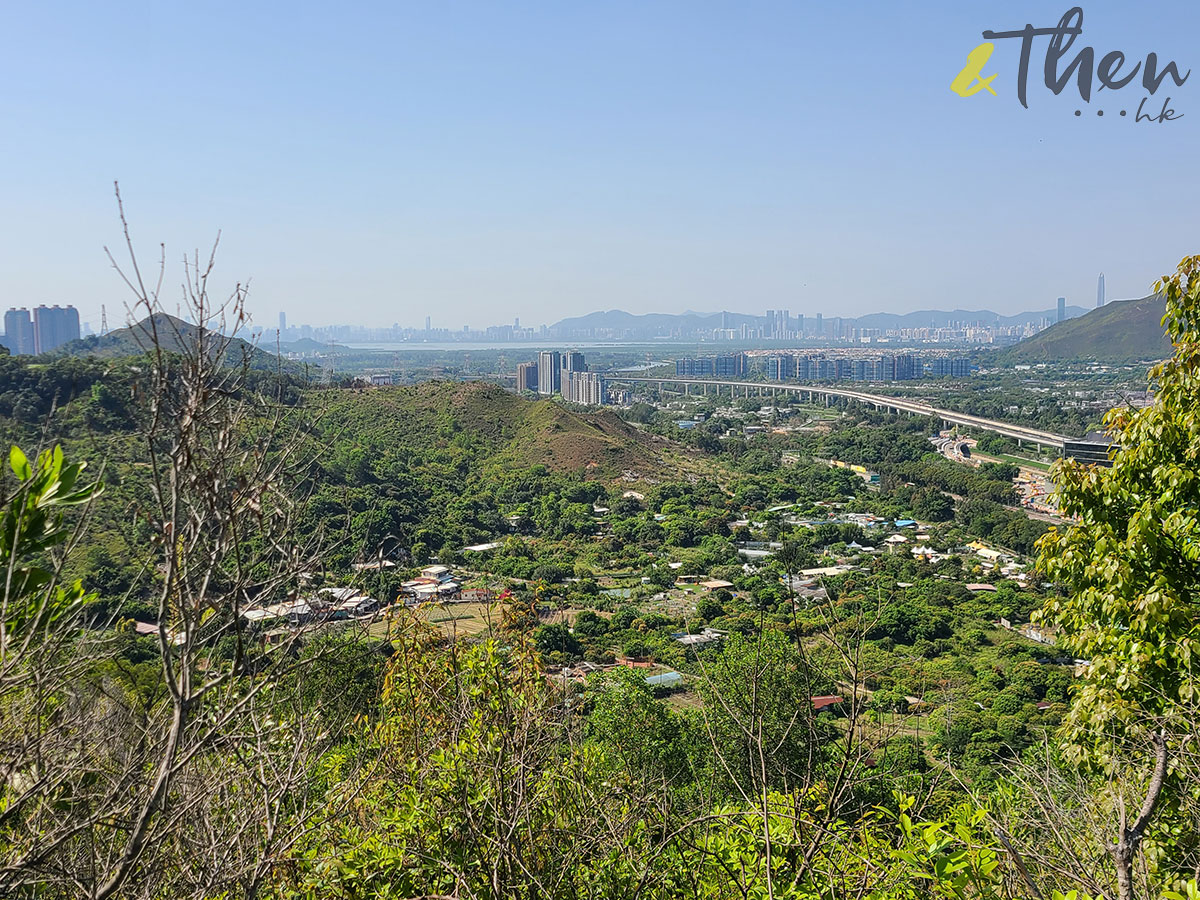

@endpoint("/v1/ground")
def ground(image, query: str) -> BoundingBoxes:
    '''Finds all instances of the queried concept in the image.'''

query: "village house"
[400,564,460,602]
[352,559,396,572]
[673,627,726,647]
[811,695,845,713]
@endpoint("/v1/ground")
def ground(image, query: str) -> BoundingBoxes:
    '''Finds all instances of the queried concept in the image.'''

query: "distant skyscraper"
[815,313,823,337]
[425,315,432,332]
[563,350,586,374]
[516,361,538,392]
[1097,273,1106,308]
[279,311,287,331]
[31,305,80,354]
[1057,297,1066,323]
[537,350,561,395]
[514,317,520,329]
[565,371,606,405]
[4,308,35,355]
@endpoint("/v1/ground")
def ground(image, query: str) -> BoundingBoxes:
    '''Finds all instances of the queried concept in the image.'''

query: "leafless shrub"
[0,184,360,899]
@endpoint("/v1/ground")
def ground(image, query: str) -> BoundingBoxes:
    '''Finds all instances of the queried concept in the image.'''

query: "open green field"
[995,453,1053,473]
[365,601,598,642]
[421,602,502,638]
[363,602,501,640]
[973,447,1054,474]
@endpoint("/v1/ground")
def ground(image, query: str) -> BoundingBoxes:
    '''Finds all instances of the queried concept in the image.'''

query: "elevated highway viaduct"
[609,376,1069,451]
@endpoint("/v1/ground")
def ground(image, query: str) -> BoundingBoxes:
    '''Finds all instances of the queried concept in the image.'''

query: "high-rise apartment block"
[565,371,606,405]
[720,351,976,382]
[676,357,714,377]
[675,354,746,378]
[765,354,797,380]
[713,354,746,377]
[537,350,562,395]
[34,304,81,353]
[4,308,35,355]
[516,361,539,392]
[3,305,79,355]
[518,350,605,403]
[562,350,586,374]
[927,356,972,377]
[893,353,918,380]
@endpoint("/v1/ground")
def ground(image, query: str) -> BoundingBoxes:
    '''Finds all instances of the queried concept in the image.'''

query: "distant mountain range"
[48,304,1164,367]
[548,305,1088,337]
[998,295,1171,364]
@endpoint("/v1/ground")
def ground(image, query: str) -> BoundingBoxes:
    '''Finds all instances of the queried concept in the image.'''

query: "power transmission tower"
[100,305,109,336]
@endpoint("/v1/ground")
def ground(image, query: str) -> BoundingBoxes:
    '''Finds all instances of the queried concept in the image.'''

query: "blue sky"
[1,1,1196,330]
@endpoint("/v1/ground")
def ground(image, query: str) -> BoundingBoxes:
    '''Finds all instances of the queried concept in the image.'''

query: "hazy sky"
[1,1,1197,330]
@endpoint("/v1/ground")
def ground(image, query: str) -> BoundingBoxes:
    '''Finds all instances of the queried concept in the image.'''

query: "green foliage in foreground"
[1032,257,1200,897]
[271,632,1007,900]
[1041,258,1200,757]
[1,443,99,634]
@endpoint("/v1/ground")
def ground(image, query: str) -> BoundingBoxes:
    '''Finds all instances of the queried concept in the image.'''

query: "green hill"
[55,313,288,370]
[999,294,1171,364]
[314,380,683,481]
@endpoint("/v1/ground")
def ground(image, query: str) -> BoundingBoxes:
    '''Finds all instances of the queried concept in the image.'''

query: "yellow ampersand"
[951,42,998,96]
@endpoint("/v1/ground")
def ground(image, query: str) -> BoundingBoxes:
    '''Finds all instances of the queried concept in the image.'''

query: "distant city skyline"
[1,2,1196,329]
[264,297,1107,341]
[255,300,1090,351]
